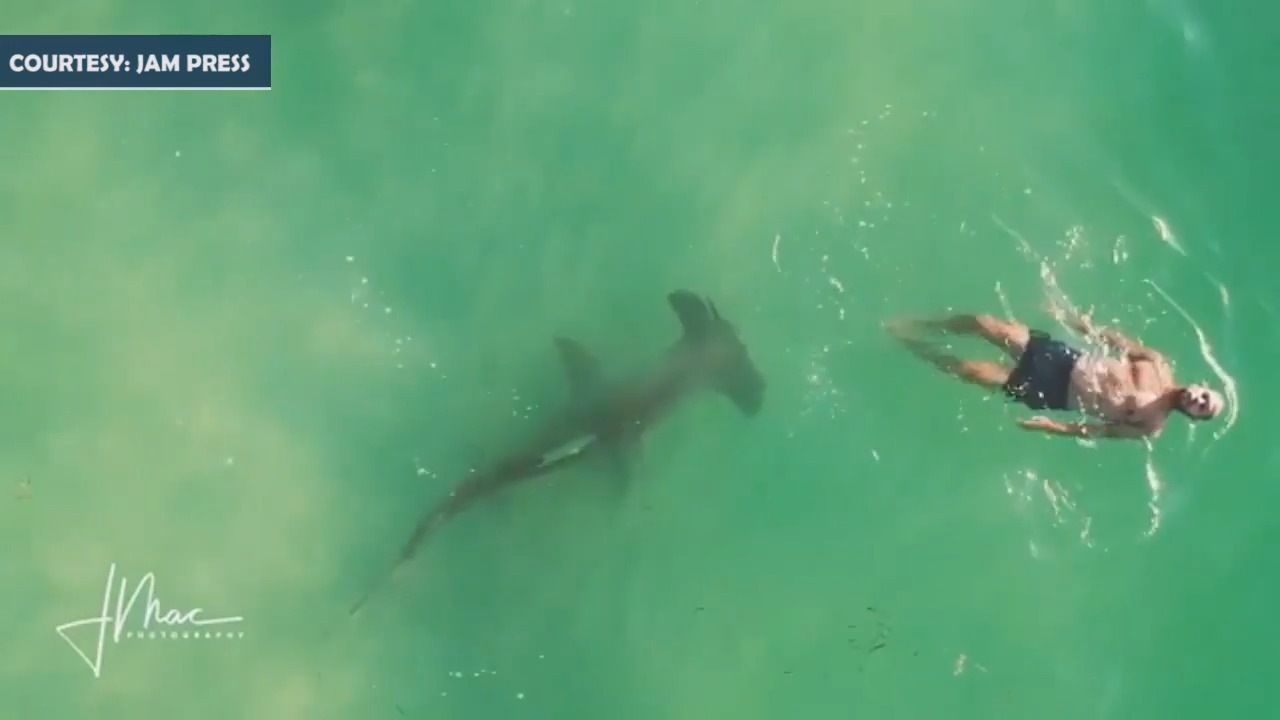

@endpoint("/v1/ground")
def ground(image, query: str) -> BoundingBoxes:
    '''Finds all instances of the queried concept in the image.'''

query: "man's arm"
[1061,312,1162,361]
[1017,416,1154,440]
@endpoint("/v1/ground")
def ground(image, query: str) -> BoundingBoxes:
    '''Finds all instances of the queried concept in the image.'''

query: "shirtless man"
[886,310,1224,440]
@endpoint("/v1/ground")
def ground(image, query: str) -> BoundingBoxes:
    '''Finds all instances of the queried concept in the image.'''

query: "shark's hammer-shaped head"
[667,290,765,416]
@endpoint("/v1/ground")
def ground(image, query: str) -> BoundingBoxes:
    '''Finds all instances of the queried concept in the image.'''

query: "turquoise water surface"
[4,1,1278,718]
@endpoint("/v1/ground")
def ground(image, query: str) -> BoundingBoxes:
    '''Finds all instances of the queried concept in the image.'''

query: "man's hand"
[1069,311,1096,336]
[1048,302,1098,336]
[1019,416,1061,432]
[1048,302,1158,360]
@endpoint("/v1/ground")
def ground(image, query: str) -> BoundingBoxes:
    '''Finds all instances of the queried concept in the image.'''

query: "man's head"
[1177,383,1224,421]
[667,291,765,416]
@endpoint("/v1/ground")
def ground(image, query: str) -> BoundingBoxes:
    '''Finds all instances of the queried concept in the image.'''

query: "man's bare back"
[887,309,1224,441]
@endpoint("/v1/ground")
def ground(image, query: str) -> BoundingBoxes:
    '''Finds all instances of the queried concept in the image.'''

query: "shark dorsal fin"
[667,290,715,342]
[553,337,603,396]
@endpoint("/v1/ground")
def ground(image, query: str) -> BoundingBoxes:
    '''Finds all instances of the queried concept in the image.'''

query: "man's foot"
[883,316,926,339]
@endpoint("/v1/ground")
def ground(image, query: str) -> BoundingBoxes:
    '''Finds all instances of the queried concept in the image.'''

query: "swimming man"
[886,309,1224,440]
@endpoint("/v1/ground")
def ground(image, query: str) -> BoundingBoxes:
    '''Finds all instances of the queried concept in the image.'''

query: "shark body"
[348,290,764,615]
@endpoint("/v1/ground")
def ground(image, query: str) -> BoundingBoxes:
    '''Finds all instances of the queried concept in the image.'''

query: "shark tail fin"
[347,467,507,617]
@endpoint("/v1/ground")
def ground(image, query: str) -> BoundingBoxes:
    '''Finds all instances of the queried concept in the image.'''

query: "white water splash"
[799,346,844,420]
[991,215,1074,318]
[994,281,1015,321]
[1209,275,1231,314]
[1112,235,1130,265]
[1142,445,1163,538]
[991,214,1034,259]
[819,254,848,320]
[953,652,988,676]
[1004,468,1096,549]
[1061,225,1087,265]
[1151,216,1187,255]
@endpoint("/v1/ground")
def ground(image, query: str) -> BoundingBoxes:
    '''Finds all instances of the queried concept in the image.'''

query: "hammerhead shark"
[347,290,764,615]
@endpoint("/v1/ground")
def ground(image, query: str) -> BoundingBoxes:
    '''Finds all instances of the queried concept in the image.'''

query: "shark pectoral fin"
[553,337,604,397]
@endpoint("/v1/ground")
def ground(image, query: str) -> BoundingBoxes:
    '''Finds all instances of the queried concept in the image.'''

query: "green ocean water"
[4,0,1279,717]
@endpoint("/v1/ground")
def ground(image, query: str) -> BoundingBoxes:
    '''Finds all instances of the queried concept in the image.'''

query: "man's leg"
[897,338,1012,390]
[912,313,1030,361]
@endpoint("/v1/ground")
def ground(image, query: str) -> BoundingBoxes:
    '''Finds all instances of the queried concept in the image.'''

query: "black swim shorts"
[1003,330,1081,411]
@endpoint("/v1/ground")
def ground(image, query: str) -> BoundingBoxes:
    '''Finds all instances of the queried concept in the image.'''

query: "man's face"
[1180,384,1223,420]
